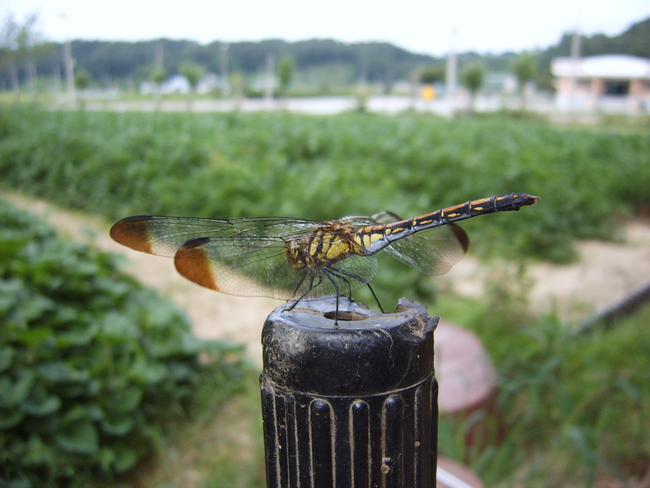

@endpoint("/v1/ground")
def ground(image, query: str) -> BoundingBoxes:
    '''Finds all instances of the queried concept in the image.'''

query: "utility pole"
[264,53,275,106]
[445,27,457,119]
[63,39,75,107]
[59,13,75,108]
[155,43,163,71]
[220,43,230,96]
[53,65,61,100]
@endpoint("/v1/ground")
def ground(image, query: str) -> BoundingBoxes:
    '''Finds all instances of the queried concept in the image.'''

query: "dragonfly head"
[285,237,310,271]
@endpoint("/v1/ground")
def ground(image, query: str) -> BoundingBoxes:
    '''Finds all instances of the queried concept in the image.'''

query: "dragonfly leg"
[322,270,342,327]
[366,283,385,314]
[286,270,310,311]
[329,266,386,314]
[286,270,319,311]
[327,268,353,299]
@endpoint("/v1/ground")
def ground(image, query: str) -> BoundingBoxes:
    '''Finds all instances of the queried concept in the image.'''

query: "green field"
[1,107,649,487]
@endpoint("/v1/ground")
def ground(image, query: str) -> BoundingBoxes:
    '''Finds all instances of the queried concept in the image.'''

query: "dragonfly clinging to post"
[110,192,539,322]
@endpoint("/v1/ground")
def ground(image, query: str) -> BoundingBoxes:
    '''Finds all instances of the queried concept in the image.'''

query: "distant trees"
[179,61,205,110]
[277,56,294,96]
[511,52,536,109]
[0,12,47,99]
[460,62,486,111]
[74,67,91,90]
[419,65,445,85]
[0,14,647,97]
[74,67,91,109]
[0,15,20,94]
[150,66,167,110]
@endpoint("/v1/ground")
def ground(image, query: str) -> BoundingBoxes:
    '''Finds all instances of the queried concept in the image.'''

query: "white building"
[551,55,650,113]
[140,73,222,95]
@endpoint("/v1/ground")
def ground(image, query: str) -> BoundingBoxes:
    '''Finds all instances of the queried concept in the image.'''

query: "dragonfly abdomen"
[354,192,538,256]
[407,192,538,232]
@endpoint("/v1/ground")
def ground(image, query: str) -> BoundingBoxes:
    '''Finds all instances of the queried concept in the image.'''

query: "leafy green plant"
[437,273,650,487]
[0,198,246,487]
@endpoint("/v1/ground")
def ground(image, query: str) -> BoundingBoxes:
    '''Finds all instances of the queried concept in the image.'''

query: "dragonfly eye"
[285,238,309,271]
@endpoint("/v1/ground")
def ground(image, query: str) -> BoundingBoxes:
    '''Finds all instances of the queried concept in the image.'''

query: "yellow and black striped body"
[353,192,538,255]
[285,221,364,271]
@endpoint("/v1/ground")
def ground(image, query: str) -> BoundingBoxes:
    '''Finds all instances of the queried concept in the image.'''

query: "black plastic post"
[260,297,438,488]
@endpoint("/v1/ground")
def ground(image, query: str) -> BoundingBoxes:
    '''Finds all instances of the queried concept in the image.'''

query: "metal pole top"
[261,297,438,397]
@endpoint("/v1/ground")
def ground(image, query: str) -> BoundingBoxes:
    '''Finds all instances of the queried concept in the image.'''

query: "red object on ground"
[435,321,497,414]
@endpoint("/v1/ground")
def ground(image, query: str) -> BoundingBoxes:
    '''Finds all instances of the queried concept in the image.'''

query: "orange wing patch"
[449,223,470,253]
[109,216,154,254]
[174,238,221,292]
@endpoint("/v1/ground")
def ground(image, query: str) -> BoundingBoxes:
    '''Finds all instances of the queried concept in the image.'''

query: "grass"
[131,368,266,488]
[436,268,650,487]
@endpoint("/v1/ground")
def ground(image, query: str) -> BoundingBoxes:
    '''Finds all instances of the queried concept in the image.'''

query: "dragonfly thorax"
[284,222,363,271]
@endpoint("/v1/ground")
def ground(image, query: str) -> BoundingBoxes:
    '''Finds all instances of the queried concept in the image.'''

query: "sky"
[1,0,649,57]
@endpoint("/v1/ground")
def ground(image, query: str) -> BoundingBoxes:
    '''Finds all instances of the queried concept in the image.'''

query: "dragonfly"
[110,192,538,322]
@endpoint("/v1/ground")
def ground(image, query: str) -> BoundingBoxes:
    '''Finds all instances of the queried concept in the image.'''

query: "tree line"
[0,13,648,95]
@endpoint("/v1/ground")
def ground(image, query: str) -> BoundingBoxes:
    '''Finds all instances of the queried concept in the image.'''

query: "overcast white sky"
[2,0,649,56]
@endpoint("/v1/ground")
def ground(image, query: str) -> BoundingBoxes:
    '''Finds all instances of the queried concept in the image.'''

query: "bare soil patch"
[439,220,650,322]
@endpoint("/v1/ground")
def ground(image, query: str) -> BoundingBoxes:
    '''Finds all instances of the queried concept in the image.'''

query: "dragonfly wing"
[110,215,314,257]
[338,213,403,228]
[383,224,469,276]
[174,235,380,300]
[369,211,404,224]
[174,235,304,299]
[110,215,322,299]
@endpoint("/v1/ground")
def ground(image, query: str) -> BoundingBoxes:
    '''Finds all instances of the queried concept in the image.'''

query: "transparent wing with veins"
[110,215,379,300]
[342,211,469,275]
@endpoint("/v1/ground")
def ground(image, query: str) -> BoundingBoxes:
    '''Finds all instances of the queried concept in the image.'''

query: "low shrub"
[0,199,246,487]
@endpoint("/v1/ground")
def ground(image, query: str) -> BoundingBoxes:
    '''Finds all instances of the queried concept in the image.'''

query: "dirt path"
[6,191,650,366]
[439,221,650,321]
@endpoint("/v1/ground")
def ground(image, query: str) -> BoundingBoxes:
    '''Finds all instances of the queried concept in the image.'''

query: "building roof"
[551,55,650,79]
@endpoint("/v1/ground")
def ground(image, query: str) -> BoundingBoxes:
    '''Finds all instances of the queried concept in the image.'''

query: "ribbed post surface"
[260,297,438,488]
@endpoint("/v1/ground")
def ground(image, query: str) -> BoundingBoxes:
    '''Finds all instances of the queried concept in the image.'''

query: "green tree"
[419,65,445,84]
[74,67,91,90]
[74,67,91,110]
[230,71,244,110]
[511,52,537,110]
[0,15,20,95]
[150,66,167,110]
[460,62,486,111]
[180,61,205,111]
[277,55,294,97]
[15,12,46,101]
